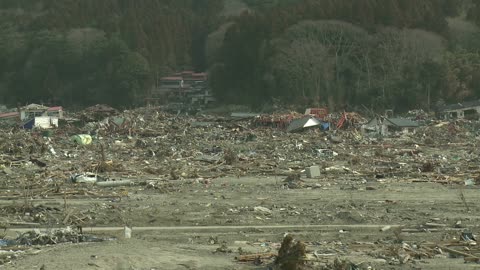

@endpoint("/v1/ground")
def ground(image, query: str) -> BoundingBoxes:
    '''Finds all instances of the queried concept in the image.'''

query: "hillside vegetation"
[0,0,480,112]
[0,0,223,106]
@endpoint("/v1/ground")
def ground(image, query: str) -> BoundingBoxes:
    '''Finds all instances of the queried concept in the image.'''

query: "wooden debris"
[425,222,447,228]
[235,253,276,262]
[439,245,480,261]
[95,180,133,187]
[8,222,40,227]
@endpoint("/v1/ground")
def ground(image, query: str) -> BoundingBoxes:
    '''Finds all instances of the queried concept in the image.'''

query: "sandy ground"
[1,176,479,269]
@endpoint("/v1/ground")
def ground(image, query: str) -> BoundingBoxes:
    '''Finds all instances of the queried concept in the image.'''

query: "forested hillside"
[211,0,480,111]
[0,0,223,107]
[1,0,480,112]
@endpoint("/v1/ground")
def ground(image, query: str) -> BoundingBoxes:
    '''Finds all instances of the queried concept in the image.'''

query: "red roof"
[47,106,63,112]
[161,76,183,81]
[0,112,19,119]
[193,72,207,76]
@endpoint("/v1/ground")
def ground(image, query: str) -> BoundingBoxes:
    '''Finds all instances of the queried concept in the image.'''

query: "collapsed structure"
[0,103,63,129]
[439,100,480,120]
[0,103,478,269]
[146,71,215,112]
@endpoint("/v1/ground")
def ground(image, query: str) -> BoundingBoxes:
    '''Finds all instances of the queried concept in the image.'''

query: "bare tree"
[272,39,334,104]
[370,27,446,108]
[270,20,368,109]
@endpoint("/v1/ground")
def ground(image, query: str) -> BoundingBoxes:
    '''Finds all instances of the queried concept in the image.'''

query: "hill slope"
[1,0,479,112]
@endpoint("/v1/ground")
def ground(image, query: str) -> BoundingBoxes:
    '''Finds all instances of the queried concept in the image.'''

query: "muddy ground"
[1,175,479,270]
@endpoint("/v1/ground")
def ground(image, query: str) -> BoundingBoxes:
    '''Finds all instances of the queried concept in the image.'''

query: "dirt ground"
[1,176,479,270]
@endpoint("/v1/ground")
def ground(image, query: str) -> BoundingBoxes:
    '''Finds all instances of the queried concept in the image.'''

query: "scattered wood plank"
[401,228,440,233]
[9,222,40,227]
[235,253,277,262]
[425,223,447,228]
[95,180,133,187]
[439,245,480,261]
[63,209,74,225]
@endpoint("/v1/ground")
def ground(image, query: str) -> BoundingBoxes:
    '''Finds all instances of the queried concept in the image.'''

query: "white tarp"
[287,117,322,132]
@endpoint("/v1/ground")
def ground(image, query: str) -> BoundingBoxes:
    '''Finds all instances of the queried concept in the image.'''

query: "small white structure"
[20,104,64,121]
[23,116,58,129]
[35,116,58,129]
[306,166,321,178]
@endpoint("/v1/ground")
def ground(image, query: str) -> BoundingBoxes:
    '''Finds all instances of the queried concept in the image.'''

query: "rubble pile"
[233,231,480,269]
[15,227,103,246]
[0,106,479,224]
[1,104,480,268]
[0,227,112,265]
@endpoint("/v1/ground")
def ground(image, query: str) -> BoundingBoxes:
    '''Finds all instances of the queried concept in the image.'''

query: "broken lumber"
[235,253,277,262]
[439,245,480,261]
[9,222,40,226]
[95,180,133,187]
[425,222,447,228]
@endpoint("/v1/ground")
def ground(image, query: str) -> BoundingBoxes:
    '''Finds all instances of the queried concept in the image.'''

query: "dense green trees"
[0,29,151,107]
[0,0,223,107]
[210,0,480,111]
[1,0,480,112]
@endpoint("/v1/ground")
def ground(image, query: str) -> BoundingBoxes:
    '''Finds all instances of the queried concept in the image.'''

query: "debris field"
[1,106,480,269]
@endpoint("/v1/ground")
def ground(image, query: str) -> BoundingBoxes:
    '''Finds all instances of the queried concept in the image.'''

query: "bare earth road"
[1,176,479,269]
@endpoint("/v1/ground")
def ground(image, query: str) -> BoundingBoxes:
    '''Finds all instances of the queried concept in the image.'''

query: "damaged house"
[0,104,63,129]
[363,117,419,136]
[146,71,215,109]
[439,100,480,120]
[21,104,63,129]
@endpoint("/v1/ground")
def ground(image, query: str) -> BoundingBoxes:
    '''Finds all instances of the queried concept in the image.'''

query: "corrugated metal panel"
[386,118,419,127]
[287,117,321,132]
